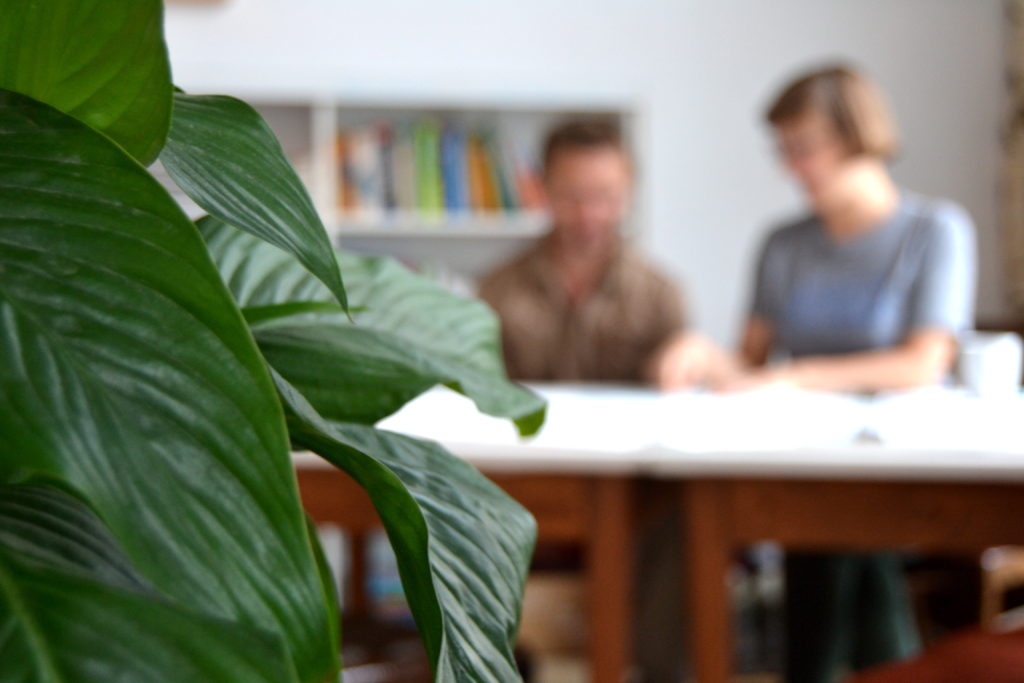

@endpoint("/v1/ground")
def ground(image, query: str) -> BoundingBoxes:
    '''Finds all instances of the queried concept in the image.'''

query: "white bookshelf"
[248,95,637,279]
[333,210,548,238]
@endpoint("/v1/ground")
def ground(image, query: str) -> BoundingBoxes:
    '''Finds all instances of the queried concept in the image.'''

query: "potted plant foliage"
[0,2,545,681]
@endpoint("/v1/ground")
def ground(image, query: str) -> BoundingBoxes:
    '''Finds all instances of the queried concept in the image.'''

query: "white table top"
[293,384,1024,482]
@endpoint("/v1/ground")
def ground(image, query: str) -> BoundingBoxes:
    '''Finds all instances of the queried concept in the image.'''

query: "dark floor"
[341,614,431,683]
[336,546,987,682]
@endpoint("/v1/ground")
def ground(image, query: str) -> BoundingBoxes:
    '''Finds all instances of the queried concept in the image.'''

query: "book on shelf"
[337,133,357,212]
[378,122,397,211]
[414,119,444,216]
[467,132,498,212]
[335,115,545,229]
[392,123,417,212]
[350,125,384,219]
[510,141,544,211]
[483,129,517,211]
[439,126,469,214]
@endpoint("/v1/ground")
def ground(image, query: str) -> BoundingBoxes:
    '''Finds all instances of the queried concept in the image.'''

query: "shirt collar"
[530,229,628,304]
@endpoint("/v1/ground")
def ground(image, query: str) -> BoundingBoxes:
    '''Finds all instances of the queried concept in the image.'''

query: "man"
[479,120,687,683]
[479,119,686,383]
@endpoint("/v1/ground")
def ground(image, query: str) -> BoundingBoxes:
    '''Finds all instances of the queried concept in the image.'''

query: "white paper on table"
[376,383,662,457]
[646,387,1024,480]
[377,389,521,445]
[654,387,871,453]
[376,385,1024,475]
[865,388,1024,453]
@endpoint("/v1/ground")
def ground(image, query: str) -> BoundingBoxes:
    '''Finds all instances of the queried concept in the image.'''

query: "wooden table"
[677,476,1024,683]
[295,386,1024,683]
[294,385,655,682]
[647,386,1024,682]
[296,462,636,682]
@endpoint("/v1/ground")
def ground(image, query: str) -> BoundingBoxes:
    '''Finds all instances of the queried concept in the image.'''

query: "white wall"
[166,0,1007,345]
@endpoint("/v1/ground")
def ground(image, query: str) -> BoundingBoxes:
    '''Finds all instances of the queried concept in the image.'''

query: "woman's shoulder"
[901,192,972,227]
[760,213,820,253]
[899,192,975,245]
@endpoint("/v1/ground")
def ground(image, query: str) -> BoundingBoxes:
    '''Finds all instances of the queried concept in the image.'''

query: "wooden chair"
[846,627,1024,682]
[847,547,1024,682]
[980,546,1024,627]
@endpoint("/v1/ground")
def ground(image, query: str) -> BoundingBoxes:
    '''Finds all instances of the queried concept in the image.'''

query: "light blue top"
[750,192,977,359]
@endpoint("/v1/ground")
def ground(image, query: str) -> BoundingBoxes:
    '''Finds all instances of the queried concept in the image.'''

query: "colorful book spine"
[484,129,518,211]
[338,116,544,221]
[467,133,500,211]
[349,126,384,217]
[511,142,544,211]
[336,132,358,211]
[440,126,469,213]
[391,123,417,212]
[378,122,397,211]
[466,133,485,211]
[414,120,444,216]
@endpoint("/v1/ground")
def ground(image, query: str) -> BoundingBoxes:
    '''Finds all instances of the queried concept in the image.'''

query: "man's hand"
[649,332,737,391]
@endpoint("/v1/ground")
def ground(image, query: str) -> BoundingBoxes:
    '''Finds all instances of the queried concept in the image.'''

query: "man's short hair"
[542,119,628,174]
[765,64,899,160]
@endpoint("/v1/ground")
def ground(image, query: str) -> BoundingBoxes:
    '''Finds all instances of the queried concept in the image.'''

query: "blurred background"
[163,2,1022,681]
[165,0,1014,349]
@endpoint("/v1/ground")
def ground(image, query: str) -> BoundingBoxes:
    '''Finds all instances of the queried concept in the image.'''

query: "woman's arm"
[730,202,973,394]
[732,328,956,393]
[740,316,774,368]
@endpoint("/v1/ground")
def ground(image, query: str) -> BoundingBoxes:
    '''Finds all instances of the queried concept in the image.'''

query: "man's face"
[544,147,632,251]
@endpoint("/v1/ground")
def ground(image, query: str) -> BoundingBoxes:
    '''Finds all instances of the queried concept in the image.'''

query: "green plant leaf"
[161,93,349,311]
[0,90,336,682]
[0,0,172,164]
[305,513,341,663]
[0,483,298,683]
[200,216,546,435]
[256,316,545,430]
[276,373,535,682]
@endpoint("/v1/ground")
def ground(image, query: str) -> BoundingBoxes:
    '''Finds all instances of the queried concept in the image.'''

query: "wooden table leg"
[683,481,733,683]
[587,477,634,683]
[347,530,371,617]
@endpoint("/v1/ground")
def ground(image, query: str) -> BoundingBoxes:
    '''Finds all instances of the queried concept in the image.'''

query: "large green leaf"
[0,0,172,164]
[256,317,543,430]
[0,483,297,683]
[200,216,546,435]
[276,373,535,682]
[0,90,336,682]
[161,93,349,310]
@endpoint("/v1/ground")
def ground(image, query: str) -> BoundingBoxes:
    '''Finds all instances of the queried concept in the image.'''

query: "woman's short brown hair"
[765,65,899,159]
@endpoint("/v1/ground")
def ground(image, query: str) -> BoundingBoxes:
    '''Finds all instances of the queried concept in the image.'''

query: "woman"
[656,65,977,681]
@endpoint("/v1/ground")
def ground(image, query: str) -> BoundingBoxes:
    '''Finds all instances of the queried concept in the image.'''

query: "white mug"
[957,331,1024,398]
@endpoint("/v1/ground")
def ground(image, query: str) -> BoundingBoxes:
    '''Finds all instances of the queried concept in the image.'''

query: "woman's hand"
[649,332,737,391]
[716,366,797,393]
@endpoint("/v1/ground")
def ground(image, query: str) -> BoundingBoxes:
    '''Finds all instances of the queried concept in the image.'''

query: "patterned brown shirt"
[479,236,686,383]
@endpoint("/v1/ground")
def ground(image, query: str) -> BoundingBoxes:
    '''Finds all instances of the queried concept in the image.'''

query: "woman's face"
[773,111,852,203]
